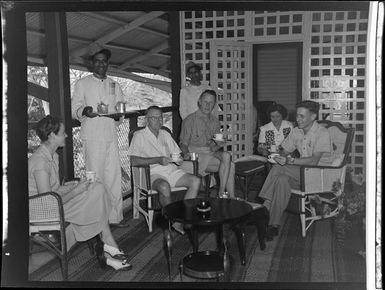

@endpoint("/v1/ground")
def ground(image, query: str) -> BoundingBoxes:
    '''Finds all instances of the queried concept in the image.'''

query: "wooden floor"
[28,174,366,286]
[29,174,265,275]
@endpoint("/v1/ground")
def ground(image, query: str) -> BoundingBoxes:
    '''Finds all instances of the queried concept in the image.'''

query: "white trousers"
[83,138,123,224]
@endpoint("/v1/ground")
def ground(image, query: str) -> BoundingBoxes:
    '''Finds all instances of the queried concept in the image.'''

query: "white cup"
[269,153,280,159]
[214,133,224,141]
[116,102,125,113]
[190,152,198,161]
[85,171,96,182]
[171,153,180,161]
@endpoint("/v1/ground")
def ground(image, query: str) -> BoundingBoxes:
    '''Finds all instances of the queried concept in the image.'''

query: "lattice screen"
[308,11,368,174]
[210,41,253,159]
[180,10,368,173]
[251,11,304,40]
[181,11,247,86]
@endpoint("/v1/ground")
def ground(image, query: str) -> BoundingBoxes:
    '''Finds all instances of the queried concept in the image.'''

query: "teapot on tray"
[97,102,109,114]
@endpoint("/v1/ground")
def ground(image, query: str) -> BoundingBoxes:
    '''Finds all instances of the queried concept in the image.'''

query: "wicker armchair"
[129,126,198,232]
[287,120,355,237]
[29,190,96,280]
[29,192,69,280]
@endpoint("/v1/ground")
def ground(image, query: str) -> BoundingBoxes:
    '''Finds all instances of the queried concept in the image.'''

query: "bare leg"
[218,153,230,194]
[206,152,233,195]
[174,173,200,200]
[226,162,235,198]
[152,178,172,206]
[206,158,223,193]
[100,223,119,248]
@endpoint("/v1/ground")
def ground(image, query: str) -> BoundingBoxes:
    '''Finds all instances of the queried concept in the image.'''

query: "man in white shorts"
[128,106,201,234]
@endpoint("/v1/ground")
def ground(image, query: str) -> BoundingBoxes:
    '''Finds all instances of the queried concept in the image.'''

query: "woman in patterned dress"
[257,103,293,156]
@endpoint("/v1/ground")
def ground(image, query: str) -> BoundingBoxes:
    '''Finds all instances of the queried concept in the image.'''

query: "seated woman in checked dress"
[28,115,132,271]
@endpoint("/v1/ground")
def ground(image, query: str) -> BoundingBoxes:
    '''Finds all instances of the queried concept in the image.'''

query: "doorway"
[253,42,303,124]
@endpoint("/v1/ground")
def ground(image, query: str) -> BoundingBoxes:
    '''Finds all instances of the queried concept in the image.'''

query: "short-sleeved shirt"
[281,121,332,164]
[127,126,187,185]
[180,110,222,175]
[179,83,212,120]
[258,120,293,147]
[28,145,61,196]
[180,110,221,148]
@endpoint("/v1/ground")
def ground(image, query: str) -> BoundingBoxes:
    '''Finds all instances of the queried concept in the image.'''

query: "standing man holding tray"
[71,44,128,228]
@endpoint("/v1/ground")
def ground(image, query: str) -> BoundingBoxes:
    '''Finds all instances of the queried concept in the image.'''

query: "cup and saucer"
[86,171,96,182]
[213,133,225,142]
[267,153,280,164]
[170,153,181,164]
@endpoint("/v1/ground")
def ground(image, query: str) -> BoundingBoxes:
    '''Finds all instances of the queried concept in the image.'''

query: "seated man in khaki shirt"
[179,89,235,198]
[259,100,332,241]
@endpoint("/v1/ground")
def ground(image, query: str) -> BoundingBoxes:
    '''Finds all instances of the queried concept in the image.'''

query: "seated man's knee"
[190,175,201,189]
[153,179,171,197]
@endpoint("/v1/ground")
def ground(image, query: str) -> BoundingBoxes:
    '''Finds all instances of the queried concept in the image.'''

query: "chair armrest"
[132,164,151,169]
[298,165,345,193]
[299,163,345,170]
[29,191,63,206]
[182,160,199,176]
[132,164,152,190]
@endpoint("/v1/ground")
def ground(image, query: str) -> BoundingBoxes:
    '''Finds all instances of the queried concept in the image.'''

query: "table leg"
[233,226,246,265]
[186,227,199,252]
[179,261,183,281]
[253,207,269,250]
[164,223,173,281]
[216,225,224,254]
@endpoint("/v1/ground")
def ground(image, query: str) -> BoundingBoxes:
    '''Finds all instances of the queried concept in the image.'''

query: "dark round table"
[162,197,253,281]
[162,197,253,226]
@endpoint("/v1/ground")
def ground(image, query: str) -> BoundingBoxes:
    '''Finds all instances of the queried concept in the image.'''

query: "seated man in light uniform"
[180,89,235,198]
[127,106,201,234]
[259,100,332,241]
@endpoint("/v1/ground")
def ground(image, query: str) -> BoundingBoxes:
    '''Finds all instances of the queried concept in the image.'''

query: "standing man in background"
[179,61,212,120]
[71,44,129,228]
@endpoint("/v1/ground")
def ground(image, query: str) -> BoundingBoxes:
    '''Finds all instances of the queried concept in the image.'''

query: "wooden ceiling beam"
[70,11,165,58]
[77,11,169,38]
[106,43,169,58]
[119,40,169,70]
[27,28,170,58]
[129,63,169,78]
